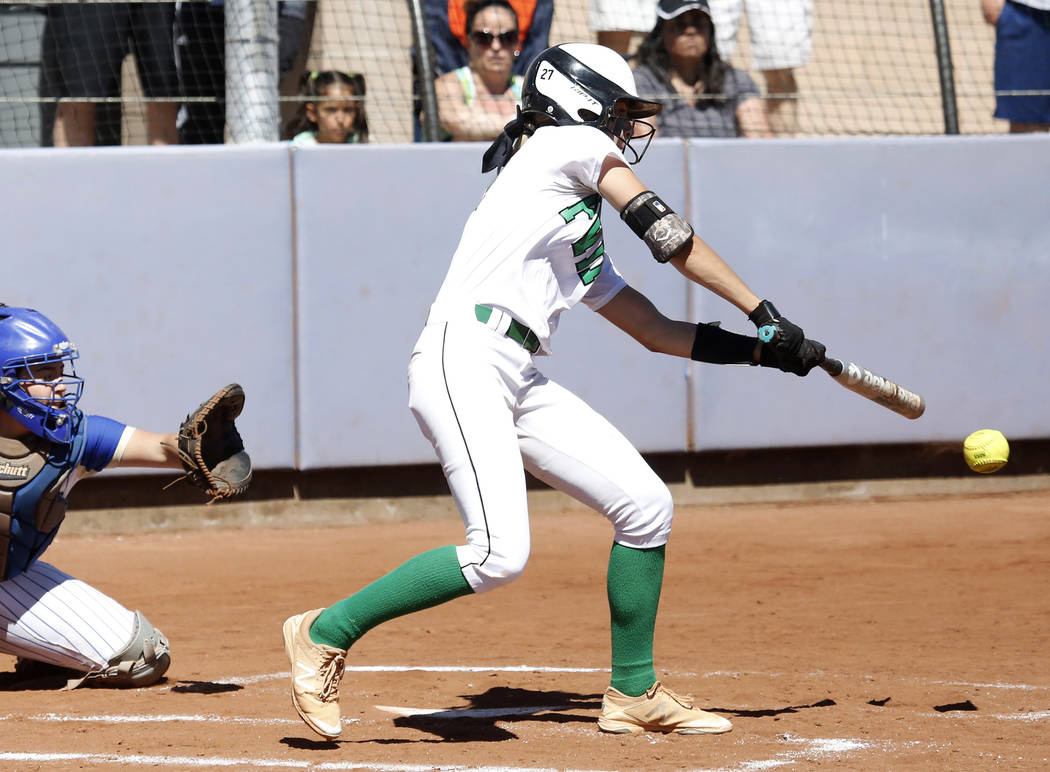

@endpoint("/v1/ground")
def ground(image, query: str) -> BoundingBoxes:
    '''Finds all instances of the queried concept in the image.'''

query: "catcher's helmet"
[520,43,661,162]
[0,305,83,444]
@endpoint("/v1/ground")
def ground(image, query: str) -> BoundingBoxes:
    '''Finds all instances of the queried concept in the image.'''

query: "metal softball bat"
[819,356,926,419]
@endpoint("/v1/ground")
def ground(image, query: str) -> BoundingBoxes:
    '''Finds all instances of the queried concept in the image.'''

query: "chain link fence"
[0,0,1038,147]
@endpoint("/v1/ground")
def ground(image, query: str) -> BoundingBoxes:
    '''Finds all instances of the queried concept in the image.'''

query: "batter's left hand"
[757,336,826,376]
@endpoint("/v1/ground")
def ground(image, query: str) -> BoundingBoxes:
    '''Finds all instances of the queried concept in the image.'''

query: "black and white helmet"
[522,43,660,126]
[482,43,662,171]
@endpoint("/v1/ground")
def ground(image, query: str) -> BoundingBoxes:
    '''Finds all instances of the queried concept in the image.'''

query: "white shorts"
[588,0,658,33]
[708,0,813,70]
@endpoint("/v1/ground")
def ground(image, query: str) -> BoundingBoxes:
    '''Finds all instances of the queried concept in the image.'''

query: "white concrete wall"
[2,134,1047,471]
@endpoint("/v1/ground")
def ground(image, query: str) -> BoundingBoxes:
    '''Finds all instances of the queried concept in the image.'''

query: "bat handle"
[819,357,844,377]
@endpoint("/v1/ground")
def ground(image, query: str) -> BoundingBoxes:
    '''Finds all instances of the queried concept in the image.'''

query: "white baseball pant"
[0,561,137,671]
[408,319,673,593]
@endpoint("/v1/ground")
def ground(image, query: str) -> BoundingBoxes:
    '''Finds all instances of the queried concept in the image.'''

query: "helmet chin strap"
[482,108,528,173]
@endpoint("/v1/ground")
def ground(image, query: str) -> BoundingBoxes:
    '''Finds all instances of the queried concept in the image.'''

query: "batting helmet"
[482,43,662,171]
[522,44,661,157]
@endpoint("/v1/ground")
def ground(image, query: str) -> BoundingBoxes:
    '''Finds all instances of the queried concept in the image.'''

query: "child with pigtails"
[285,70,369,145]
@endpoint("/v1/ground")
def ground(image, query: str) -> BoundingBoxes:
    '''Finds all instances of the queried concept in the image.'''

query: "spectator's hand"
[981,0,1005,25]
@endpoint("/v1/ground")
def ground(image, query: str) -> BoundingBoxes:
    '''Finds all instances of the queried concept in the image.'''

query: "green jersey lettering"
[559,194,600,223]
[558,194,605,286]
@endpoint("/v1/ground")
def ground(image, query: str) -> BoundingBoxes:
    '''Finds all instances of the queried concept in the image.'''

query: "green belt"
[474,304,540,354]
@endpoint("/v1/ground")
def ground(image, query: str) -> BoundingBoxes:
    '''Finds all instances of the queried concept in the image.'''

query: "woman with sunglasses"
[633,0,772,138]
[435,0,524,142]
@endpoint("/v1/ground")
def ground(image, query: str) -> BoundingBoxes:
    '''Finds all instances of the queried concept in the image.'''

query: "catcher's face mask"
[0,307,83,444]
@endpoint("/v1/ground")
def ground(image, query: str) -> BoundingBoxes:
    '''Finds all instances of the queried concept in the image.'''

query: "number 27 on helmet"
[521,43,662,164]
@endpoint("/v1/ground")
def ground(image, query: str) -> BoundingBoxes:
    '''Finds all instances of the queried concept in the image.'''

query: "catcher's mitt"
[171,384,252,503]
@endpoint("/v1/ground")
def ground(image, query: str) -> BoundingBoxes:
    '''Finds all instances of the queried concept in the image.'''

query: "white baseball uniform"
[409,124,673,594]
[0,419,138,672]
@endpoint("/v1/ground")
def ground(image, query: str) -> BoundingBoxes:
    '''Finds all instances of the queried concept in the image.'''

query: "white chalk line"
[11,706,1045,728]
[174,666,1050,696]
[924,710,1050,722]
[699,670,1049,692]
[163,665,608,690]
[0,712,312,726]
[0,734,898,772]
[0,754,600,772]
[700,734,927,772]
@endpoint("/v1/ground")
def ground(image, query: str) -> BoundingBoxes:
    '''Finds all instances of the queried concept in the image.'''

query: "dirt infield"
[2,487,1048,771]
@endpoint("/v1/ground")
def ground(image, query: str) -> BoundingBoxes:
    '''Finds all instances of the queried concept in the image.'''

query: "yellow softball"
[963,429,1010,474]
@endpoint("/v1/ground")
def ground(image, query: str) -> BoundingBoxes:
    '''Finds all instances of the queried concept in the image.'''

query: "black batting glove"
[748,300,803,351]
[756,337,827,376]
[749,300,826,376]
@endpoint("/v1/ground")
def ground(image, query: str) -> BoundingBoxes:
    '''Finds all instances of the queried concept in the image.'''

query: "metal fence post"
[408,0,441,142]
[928,0,960,135]
[226,0,280,142]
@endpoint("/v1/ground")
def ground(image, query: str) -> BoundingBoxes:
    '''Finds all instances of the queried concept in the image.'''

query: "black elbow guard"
[620,191,694,263]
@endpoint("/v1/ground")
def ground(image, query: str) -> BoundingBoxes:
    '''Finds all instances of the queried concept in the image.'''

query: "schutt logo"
[0,461,30,480]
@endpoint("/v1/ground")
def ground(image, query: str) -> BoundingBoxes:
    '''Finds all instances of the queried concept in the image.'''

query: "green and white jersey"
[429,124,628,355]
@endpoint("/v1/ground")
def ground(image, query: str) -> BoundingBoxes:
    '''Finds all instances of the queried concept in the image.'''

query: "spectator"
[415,0,550,141]
[38,11,121,147]
[706,0,811,135]
[44,2,179,146]
[285,71,369,145]
[982,0,1050,132]
[426,0,553,77]
[633,0,772,138]
[435,0,523,142]
[587,0,658,58]
[174,1,309,144]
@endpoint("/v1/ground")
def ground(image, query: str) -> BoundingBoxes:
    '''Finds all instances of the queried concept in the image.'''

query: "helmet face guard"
[606,109,657,165]
[0,307,84,444]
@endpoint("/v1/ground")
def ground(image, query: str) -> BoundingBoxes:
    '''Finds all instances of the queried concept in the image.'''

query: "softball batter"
[284,42,825,739]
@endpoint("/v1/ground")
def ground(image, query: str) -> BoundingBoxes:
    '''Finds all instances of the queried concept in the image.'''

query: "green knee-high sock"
[309,545,473,651]
[607,542,665,697]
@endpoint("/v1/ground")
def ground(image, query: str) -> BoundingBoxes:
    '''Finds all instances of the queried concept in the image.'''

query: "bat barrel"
[822,356,926,420]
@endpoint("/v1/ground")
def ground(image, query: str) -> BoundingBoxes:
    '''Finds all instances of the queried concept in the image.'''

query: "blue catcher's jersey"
[0,412,129,580]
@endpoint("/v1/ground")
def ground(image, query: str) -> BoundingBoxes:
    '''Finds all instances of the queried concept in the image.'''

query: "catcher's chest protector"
[0,427,84,581]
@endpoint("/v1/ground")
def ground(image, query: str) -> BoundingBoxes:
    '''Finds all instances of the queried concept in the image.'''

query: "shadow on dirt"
[281,736,341,750]
[0,660,173,691]
[0,669,73,691]
[715,697,837,717]
[275,689,843,745]
[169,680,244,694]
[384,686,604,743]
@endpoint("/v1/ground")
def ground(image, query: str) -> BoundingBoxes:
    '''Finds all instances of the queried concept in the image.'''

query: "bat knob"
[757,325,776,343]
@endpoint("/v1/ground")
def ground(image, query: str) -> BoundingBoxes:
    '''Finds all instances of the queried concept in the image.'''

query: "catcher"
[0,305,251,689]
